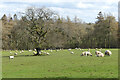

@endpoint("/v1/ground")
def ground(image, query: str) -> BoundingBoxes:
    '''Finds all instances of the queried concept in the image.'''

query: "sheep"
[96,53,104,57]
[9,56,14,59]
[38,51,42,55]
[68,48,71,51]
[95,48,103,55]
[29,50,32,52]
[46,52,50,55]
[10,52,12,54]
[81,48,92,56]
[81,51,92,56]
[105,50,112,56]
[95,51,102,55]
[21,50,24,53]
[71,51,74,54]
[75,48,78,49]
[14,53,17,55]
[95,48,104,57]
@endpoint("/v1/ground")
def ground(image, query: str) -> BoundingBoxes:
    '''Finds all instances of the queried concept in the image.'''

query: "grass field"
[2,49,118,78]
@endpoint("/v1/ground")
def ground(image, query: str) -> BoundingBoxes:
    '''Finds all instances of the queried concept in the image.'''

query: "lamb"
[105,50,112,56]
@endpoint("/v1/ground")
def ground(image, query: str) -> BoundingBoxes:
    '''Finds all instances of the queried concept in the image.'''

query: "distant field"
[2,49,118,78]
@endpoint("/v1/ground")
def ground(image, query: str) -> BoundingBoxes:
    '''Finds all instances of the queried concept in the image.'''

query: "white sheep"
[14,53,17,55]
[75,48,78,49]
[10,52,12,54]
[29,50,32,52]
[68,48,71,51]
[71,51,74,54]
[39,51,42,55]
[105,50,112,56]
[95,51,102,55]
[21,50,24,53]
[96,53,104,57]
[46,52,50,55]
[81,51,92,56]
[95,48,104,57]
[9,56,14,59]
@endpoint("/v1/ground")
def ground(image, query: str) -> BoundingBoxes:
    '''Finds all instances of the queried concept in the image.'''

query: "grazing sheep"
[96,53,104,57]
[14,53,17,55]
[39,51,42,55]
[46,52,50,55]
[10,52,12,54]
[75,48,78,49]
[21,50,24,53]
[105,50,112,56]
[29,50,32,52]
[95,48,104,57]
[9,56,14,59]
[81,51,92,56]
[95,51,102,55]
[71,51,74,54]
[95,48,98,50]
[68,49,71,51]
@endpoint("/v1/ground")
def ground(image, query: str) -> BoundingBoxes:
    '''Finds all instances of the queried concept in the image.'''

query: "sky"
[0,0,119,23]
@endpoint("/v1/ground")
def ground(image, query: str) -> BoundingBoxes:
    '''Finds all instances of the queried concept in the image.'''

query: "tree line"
[1,7,118,50]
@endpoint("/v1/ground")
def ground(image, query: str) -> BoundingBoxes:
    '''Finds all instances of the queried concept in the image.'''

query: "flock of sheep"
[68,48,112,57]
[80,48,112,57]
[9,48,112,59]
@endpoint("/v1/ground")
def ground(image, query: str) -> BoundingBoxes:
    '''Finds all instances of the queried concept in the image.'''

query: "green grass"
[2,49,118,78]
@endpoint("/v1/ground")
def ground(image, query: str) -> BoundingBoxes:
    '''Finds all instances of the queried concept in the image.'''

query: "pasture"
[2,49,118,78]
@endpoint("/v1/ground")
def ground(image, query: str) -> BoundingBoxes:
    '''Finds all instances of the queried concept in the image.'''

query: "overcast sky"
[0,0,119,23]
